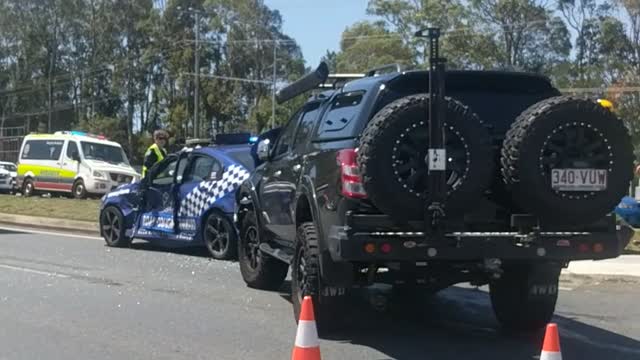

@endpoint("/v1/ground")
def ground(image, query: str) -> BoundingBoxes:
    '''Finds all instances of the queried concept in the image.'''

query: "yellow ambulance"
[17,131,140,199]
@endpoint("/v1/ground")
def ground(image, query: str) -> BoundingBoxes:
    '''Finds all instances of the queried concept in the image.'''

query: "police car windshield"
[81,141,129,165]
[0,164,16,171]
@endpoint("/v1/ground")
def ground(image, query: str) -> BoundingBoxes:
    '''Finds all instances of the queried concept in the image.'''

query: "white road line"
[0,225,102,240]
[558,286,573,291]
[0,264,70,278]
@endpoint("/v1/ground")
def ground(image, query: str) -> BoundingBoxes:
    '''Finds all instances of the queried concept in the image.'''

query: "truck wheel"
[100,206,131,247]
[490,264,560,332]
[72,180,87,199]
[238,209,288,290]
[202,211,237,260]
[22,178,35,197]
[501,96,634,225]
[291,222,348,334]
[358,94,494,221]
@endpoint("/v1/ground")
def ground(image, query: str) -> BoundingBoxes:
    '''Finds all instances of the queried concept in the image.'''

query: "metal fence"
[0,126,25,163]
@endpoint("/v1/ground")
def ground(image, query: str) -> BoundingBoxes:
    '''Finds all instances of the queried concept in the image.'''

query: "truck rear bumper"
[327,212,633,263]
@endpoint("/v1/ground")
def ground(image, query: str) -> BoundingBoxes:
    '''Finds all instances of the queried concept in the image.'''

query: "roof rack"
[317,73,366,89]
[365,63,406,77]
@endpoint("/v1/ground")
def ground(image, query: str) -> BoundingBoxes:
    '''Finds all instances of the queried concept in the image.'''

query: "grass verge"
[0,194,100,222]
[624,231,640,255]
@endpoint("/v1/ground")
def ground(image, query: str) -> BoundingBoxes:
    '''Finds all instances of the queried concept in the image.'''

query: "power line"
[182,72,272,85]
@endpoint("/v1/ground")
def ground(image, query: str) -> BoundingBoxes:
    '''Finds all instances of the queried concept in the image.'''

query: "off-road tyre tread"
[358,94,494,221]
[501,95,634,225]
[490,264,560,332]
[238,209,288,291]
[292,222,347,334]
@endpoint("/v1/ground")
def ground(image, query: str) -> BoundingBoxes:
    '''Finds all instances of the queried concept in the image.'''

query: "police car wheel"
[203,212,237,260]
[100,207,130,247]
[72,180,87,199]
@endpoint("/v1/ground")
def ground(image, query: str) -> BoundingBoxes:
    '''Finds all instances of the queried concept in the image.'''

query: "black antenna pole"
[416,27,447,235]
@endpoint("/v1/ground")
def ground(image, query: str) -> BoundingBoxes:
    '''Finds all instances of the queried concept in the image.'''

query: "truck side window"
[294,102,322,153]
[273,110,302,158]
[314,91,365,140]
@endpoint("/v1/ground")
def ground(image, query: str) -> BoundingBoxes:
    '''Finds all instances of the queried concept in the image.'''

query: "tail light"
[337,149,367,199]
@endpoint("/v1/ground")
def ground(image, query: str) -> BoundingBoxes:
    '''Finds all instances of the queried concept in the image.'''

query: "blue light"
[70,131,87,136]
[249,136,259,143]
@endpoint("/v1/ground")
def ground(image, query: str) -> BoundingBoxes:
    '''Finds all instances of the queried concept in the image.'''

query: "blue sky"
[264,0,376,67]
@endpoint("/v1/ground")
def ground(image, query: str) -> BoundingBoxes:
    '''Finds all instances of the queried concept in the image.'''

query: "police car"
[99,133,257,260]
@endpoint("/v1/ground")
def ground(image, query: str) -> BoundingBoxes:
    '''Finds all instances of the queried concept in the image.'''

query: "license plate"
[551,169,607,191]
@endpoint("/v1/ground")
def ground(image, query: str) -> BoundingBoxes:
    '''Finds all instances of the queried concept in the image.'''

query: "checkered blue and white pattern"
[178,164,250,218]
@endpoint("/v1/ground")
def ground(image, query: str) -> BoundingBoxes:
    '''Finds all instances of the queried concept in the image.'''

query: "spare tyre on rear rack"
[501,96,634,226]
[357,94,495,222]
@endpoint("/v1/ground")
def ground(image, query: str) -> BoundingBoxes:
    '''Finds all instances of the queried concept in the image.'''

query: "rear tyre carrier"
[358,94,494,221]
[501,96,634,225]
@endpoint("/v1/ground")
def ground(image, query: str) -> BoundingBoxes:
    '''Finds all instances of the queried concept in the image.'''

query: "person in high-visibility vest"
[142,129,169,178]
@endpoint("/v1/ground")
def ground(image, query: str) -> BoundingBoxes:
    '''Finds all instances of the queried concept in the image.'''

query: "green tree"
[334,20,414,73]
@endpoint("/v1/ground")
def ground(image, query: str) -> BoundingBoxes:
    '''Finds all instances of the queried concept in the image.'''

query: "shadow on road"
[280,285,640,360]
[0,228,24,235]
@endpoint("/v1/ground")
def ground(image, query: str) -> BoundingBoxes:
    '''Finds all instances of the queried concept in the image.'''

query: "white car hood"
[84,159,139,177]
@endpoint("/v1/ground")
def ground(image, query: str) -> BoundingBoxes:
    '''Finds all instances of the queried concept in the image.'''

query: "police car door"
[137,155,185,238]
[174,154,222,240]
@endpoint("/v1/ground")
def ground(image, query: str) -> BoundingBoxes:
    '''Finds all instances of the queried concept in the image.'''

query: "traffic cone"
[540,323,562,360]
[291,296,321,360]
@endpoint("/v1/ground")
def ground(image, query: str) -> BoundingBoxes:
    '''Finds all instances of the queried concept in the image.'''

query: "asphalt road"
[0,227,638,360]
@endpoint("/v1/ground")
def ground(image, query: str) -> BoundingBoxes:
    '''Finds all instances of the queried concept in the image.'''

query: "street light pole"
[194,10,200,138]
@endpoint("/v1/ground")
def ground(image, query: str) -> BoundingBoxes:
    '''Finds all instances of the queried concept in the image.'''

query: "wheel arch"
[295,178,352,287]
[235,179,262,229]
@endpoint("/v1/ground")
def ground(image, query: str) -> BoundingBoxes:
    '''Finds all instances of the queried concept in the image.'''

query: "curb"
[0,212,100,235]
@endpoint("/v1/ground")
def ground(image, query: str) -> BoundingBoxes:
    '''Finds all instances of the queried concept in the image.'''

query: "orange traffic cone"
[540,323,562,360]
[291,296,321,360]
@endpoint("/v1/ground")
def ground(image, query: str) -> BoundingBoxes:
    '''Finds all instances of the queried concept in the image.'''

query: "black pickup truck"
[235,32,634,333]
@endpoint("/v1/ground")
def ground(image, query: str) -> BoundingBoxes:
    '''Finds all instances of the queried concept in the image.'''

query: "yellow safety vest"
[142,143,165,178]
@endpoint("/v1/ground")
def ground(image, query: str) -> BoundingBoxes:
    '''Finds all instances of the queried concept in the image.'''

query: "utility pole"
[194,10,200,138]
[271,41,277,129]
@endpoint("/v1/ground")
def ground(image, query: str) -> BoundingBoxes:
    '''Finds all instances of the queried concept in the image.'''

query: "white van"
[17,131,140,198]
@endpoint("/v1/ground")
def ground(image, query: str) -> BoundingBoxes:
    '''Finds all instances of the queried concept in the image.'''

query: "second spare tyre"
[501,96,634,226]
[357,94,494,221]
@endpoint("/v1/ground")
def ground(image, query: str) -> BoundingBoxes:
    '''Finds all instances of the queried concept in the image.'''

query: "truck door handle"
[274,170,282,177]
[292,164,301,172]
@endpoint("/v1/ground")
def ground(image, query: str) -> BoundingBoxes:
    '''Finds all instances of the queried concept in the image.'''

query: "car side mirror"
[72,152,81,162]
[257,139,271,162]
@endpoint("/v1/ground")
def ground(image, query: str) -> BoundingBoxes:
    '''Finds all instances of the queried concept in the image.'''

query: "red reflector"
[593,243,604,253]
[364,243,376,254]
[578,243,590,253]
[380,243,392,254]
